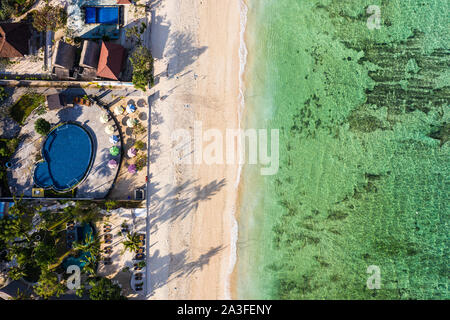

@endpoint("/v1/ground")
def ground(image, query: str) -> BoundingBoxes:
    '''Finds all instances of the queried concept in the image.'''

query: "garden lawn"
[10,93,45,125]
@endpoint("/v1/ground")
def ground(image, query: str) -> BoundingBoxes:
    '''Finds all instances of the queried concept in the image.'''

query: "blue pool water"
[85,7,119,24]
[0,202,15,219]
[63,224,95,270]
[34,123,93,191]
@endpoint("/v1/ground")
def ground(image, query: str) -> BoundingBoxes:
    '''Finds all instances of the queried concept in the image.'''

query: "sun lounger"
[135,272,143,279]
[133,263,143,271]
[135,253,145,260]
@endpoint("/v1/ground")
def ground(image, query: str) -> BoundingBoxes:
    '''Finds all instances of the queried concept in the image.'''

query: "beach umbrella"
[114,105,125,115]
[105,125,115,135]
[127,147,137,158]
[126,104,136,114]
[109,146,120,156]
[108,159,118,169]
[109,135,119,144]
[100,112,109,124]
[126,118,138,128]
[128,164,137,174]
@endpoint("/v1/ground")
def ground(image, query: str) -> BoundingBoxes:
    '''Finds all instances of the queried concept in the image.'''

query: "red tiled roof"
[96,42,126,80]
[0,23,31,58]
[117,0,132,4]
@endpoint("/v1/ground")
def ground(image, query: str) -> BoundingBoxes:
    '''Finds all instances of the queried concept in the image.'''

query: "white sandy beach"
[147,0,241,299]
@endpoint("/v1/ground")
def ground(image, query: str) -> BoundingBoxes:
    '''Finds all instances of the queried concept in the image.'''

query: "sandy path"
[146,0,240,299]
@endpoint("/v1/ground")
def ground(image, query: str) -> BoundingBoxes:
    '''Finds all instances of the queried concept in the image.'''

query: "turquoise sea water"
[237,0,449,299]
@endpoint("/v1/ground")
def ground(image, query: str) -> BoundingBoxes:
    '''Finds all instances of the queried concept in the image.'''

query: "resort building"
[80,40,101,69]
[79,40,101,79]
[0,23,31,58]
[52,41,77,79]
[96,41,126,80]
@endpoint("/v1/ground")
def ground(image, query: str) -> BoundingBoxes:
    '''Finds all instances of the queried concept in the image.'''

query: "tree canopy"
[129,46,154,91]
[32,4,67,32]
[34,118,51,136]
[88,277,125,300]
[34,270,66,299]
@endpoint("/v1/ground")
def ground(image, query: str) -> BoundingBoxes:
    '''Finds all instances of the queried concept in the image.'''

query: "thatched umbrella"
[108,159,118,169]
[127,147,137,158]
[128,164,137,174]
[105,125,115,135]
[109,135,119,144]
[126,118,138,128]
[126,104,136,114]
[100,112,109,123]
[109,146,120,156]
[114,105,125,115]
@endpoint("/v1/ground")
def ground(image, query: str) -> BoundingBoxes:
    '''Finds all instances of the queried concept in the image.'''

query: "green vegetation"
[72,233,100,258]
[133,122,146,136]
[34,270,66,299]
[1,198,129,300]
[97,200,143,210]
[122,232,141,254]
[0,0,36,20]
[129,46,154,91]
[0,87,7,102]
[88,277,125,300]
[63,201,101,224]
[0,137,19,196]
[134,140,145,150]
[9,93,45,125]
[135,153,147,171]
[32,4,67,32]
[125,23,147,45]
[0,198,34,242]
[104,200,118,212]
[34,118,51,135]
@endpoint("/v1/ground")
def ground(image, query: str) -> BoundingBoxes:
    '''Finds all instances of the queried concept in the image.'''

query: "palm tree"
[122,233,141,254]
[72,233,100,257]
[80,254,97,276]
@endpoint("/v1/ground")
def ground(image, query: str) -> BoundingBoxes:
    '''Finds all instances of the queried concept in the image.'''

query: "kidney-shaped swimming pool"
[34,123,94,191]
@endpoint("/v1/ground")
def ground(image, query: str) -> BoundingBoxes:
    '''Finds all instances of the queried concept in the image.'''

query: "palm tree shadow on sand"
[149,178,226,225]
[147,245,225,295]
[166,31,207,79]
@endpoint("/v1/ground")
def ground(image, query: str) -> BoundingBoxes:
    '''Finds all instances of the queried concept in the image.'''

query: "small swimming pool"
[34,123,93,191]
[63,224,95,270]
[85,6,119,24]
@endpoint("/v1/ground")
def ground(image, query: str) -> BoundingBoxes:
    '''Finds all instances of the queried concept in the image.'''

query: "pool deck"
[7,102,121,198]
[67,0,123,39]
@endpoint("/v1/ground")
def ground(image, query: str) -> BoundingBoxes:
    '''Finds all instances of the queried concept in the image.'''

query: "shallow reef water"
[237,0,449,299]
